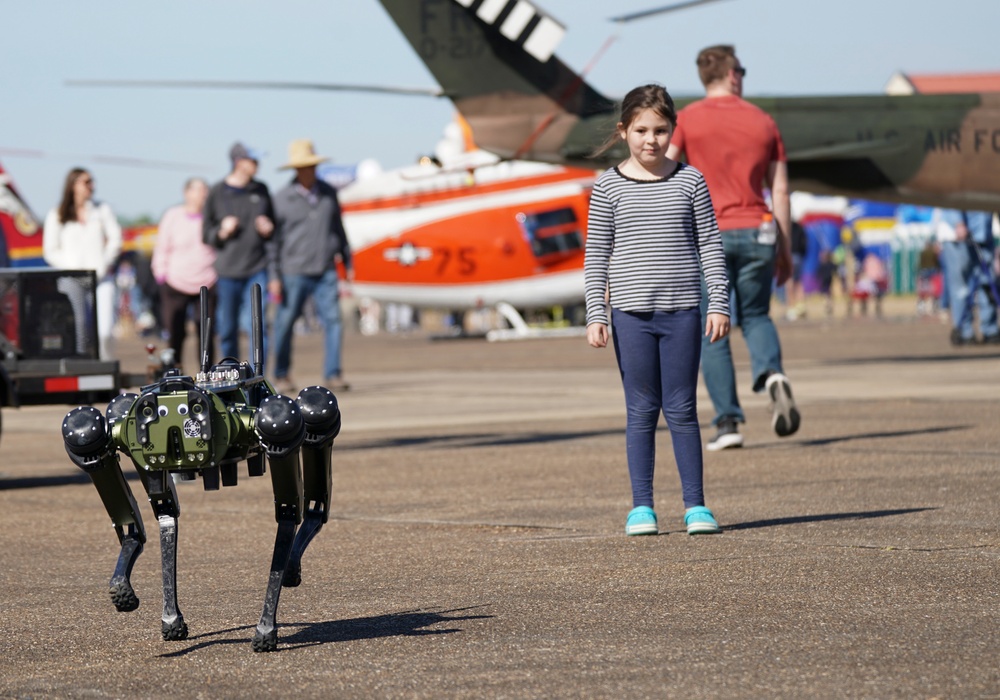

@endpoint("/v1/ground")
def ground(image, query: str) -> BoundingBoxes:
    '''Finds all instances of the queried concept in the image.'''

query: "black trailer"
[0,267,147,444]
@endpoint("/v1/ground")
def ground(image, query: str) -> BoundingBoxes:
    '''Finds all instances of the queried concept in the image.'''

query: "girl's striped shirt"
[584,163,730,326]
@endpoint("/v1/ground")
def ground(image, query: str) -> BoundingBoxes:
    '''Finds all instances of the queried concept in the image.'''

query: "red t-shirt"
[672,95,786,231]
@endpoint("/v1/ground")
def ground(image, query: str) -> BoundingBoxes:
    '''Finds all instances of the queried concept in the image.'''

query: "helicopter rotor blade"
[0,147,212,172]
[609,0,733,24]
[66,79,445,98]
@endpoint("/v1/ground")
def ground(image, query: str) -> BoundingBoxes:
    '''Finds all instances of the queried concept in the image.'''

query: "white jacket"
[43,200,122,277]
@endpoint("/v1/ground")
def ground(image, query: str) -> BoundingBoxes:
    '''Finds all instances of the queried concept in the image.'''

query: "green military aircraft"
[376,0,1000,210]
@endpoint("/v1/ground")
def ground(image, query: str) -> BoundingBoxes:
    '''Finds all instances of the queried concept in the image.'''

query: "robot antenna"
[199,286,212,374]
[251,283,264,378]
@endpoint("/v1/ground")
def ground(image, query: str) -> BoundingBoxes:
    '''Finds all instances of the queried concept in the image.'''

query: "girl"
[43,168,122,360]
[584,84,730,536]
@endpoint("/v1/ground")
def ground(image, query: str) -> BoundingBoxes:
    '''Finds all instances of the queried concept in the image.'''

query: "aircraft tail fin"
[377,0,616,164]
[0,162,44,268]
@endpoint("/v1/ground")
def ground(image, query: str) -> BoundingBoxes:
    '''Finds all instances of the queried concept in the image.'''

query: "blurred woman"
[151,178,217,369]
[43,168,122,360]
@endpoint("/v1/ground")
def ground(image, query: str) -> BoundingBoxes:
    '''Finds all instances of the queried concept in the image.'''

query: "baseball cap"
[230,142,263,164]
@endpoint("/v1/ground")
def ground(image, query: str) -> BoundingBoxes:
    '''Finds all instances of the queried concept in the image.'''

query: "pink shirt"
[151,205,217,295]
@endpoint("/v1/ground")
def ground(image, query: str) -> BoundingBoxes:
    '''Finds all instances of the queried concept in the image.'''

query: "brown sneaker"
[326,376,350,392]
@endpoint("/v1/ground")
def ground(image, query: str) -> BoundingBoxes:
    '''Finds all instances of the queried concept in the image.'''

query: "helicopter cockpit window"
[517,207,583,262]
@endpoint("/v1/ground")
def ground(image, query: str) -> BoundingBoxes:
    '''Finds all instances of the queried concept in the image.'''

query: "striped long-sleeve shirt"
[584,164,730,326]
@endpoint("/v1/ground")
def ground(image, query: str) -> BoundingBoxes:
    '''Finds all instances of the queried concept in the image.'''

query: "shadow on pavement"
[344,429,621,451]
[741,425,970,450]
[158,606,493,657]
[0,472,93,490]
[349,424,973,454]
[725,507,935,531]
[823,351,1000,365]
[0,470,142,490]
[795,425,969,447]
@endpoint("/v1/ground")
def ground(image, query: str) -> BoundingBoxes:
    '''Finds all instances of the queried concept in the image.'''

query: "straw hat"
[280,139,330,170]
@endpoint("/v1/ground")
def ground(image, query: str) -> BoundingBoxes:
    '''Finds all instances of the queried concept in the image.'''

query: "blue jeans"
[216,268,269,366]
[700,228,784,425]
[940,240,998,340]
[272,269,343,380]
[611,308,705,509]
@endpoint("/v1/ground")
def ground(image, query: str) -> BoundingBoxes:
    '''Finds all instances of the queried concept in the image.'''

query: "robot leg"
[284,386,341,588]
[251,395,306,652]
[136,469,188,641]
[62,404,146,612]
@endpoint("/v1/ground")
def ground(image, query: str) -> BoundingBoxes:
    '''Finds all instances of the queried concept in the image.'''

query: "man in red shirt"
[667,44,801,450]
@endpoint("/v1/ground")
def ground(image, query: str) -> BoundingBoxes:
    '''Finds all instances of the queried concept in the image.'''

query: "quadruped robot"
[61,285,341,652]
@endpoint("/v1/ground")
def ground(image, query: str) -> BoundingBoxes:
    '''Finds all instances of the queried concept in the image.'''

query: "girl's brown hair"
[592,84,677,157]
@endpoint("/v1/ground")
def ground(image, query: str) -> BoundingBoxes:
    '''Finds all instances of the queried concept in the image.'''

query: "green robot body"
[116,372,254,475]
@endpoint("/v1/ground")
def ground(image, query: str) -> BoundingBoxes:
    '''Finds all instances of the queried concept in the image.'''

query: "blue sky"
[2,0,998,220]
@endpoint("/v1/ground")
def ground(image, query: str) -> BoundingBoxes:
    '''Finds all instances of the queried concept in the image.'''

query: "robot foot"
[109,578,139,612]
[161,616,189,641]
[251,628,278,653]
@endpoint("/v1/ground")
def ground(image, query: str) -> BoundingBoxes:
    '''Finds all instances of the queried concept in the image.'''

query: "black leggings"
[159,283,217,369]
[611,307,705,509]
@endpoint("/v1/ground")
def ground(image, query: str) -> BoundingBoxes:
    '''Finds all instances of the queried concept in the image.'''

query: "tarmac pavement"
[1,303,998,698]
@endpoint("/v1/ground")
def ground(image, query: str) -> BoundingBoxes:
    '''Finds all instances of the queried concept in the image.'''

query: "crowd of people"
[791,205,997,334]
[41,139,354,393]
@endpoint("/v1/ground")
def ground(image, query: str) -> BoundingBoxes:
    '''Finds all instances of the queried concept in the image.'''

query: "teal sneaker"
[685,506,721,535]
[625,506,658,536]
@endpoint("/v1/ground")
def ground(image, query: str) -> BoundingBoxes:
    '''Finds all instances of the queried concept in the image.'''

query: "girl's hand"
[704,313,730,343]
[587,323,609,348]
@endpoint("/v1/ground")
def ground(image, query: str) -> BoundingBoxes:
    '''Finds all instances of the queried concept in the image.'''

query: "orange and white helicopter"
[336,119,597,339]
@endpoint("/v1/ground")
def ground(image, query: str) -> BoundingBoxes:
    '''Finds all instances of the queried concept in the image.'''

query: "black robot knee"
[254,395,306,456]
[295,385,341,448]
[62,406,110,471]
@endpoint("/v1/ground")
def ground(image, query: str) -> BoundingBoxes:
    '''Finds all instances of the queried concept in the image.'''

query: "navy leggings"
[611,307,705,509]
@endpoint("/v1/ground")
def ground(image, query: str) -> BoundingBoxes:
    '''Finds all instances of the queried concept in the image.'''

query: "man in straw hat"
[270,139,353,394]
